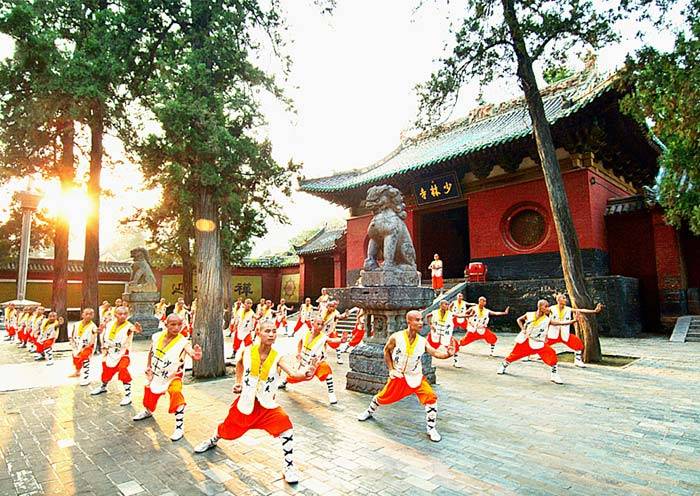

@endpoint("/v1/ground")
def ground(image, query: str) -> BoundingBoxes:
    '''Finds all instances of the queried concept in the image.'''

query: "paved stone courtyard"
[0,328,698,495]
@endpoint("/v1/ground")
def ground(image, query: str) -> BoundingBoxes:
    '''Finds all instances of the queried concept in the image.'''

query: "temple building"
[299,66,699,335]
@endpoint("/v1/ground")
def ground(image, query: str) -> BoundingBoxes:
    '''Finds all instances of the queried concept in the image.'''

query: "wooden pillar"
[333,253,343,289]
[298,257,307,299]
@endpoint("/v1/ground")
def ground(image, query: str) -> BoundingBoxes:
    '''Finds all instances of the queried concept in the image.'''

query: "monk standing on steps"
[194,321,319,484]
[428,253,444,297]
[132,313,203,441]
[357,310,456,442]
[69,308,98,385]
[91,306,142,405]
[497,299,578,384]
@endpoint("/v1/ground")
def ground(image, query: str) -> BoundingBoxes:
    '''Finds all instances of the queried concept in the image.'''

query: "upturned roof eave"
[299,83,620,196]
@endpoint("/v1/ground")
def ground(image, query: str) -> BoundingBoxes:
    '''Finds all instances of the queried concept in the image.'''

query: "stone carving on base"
[127,248,158,293]
[361,185,421,286]
[122,247,160,339]
[336,184,435,394]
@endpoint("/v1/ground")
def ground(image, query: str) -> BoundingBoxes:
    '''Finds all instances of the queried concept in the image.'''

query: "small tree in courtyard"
[416,0,660,362]
[137,0,311,378]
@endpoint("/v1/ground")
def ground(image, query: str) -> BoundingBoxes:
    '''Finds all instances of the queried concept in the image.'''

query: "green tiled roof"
[237,255,299,268]
[295,227,345,256]
[300,69,619,194]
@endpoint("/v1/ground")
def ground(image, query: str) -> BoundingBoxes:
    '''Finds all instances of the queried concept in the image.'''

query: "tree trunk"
[53,122,75,342]
[221,256,232,328]
[502,0,602,362]
[192,188,225,378]
[180,234,194,306]
[83,103,103,322]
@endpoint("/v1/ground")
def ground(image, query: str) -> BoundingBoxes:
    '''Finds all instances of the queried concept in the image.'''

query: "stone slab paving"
[0,332,698,495]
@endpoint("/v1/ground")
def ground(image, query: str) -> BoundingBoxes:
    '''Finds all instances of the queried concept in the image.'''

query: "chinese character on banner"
[419,187,428,200]
[171,282,184,297]
[430,183,441,197]
[234,282,253,297]
[443,182,452,194]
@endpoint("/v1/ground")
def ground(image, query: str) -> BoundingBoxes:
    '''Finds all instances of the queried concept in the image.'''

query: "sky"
[0,0,680,261]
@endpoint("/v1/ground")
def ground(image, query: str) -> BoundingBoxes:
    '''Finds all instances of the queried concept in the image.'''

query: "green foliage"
[622,0,700,233]
[0,200,54,264]
[543,64,575,85]
[0,0,74,180]
[415,0,651,128]
[135,1,302,266]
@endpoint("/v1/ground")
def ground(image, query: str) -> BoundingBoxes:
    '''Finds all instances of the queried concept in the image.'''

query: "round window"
[507,208,546,249]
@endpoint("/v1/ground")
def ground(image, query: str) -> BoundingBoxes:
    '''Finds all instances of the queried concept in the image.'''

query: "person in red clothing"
[338,307,366,354]
[546,293,603,368]
[428,254,444,296]
[132,313,203,441]
[292,298,315,335]
[357,310,455,442]
[279,315,343,405]
[497,300,578,384]
[90,306,142,405]
[69,308,98,385]
[193,321,318,484]
[34,311,63,366]
[459,297,509,357]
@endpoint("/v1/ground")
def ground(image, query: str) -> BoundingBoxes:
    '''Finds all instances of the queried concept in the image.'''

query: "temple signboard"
[413,171,462,206]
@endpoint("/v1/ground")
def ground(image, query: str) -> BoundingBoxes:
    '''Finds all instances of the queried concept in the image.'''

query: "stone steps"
[670,315,700,342]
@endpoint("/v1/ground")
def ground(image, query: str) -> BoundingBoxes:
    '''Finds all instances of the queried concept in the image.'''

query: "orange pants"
[292,319,311,334]
[376,376,437,405]
[326,331,347,350]
[275,318,287,329]
[35,338,55,354]
[348,327,365,347]
[73,346,94,370]
[7,325,16,337]
[17,326,28,343]
[427,334,459,353]
[217,398,292,440]
[101,355,132,384]
[453,317,468,330]
[286,361,332,383]
[505,340,557,366]
[143,378,186,413]
[460,329,498,346]
[546,333,583,351]
[432,276,443,289]
[233,333,253,353]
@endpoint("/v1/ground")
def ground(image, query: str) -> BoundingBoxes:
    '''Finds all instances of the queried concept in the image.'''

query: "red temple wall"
[587,169,631,252]
[346,214,372,273]
[467,169,606,259]
[606,210,659,328]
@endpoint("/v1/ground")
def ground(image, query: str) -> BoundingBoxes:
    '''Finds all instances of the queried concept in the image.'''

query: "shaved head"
[166,313,183,324]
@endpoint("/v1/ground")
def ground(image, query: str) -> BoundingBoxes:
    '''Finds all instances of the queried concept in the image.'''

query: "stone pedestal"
[123,291,160,339]
[361,269,421,287]
[332,285,435,394]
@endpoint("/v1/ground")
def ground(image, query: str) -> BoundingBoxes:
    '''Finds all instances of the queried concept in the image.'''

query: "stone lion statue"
[128,248,158,293]
[363,185,417,272]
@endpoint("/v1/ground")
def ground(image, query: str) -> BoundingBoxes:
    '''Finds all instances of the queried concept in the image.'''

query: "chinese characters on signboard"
[413,172,462,206]
[160,275,263,302]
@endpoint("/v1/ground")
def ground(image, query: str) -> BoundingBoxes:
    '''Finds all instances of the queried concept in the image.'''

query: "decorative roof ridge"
[298,66,616,190]
[291,225,330,251]
[403,66,612,145]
